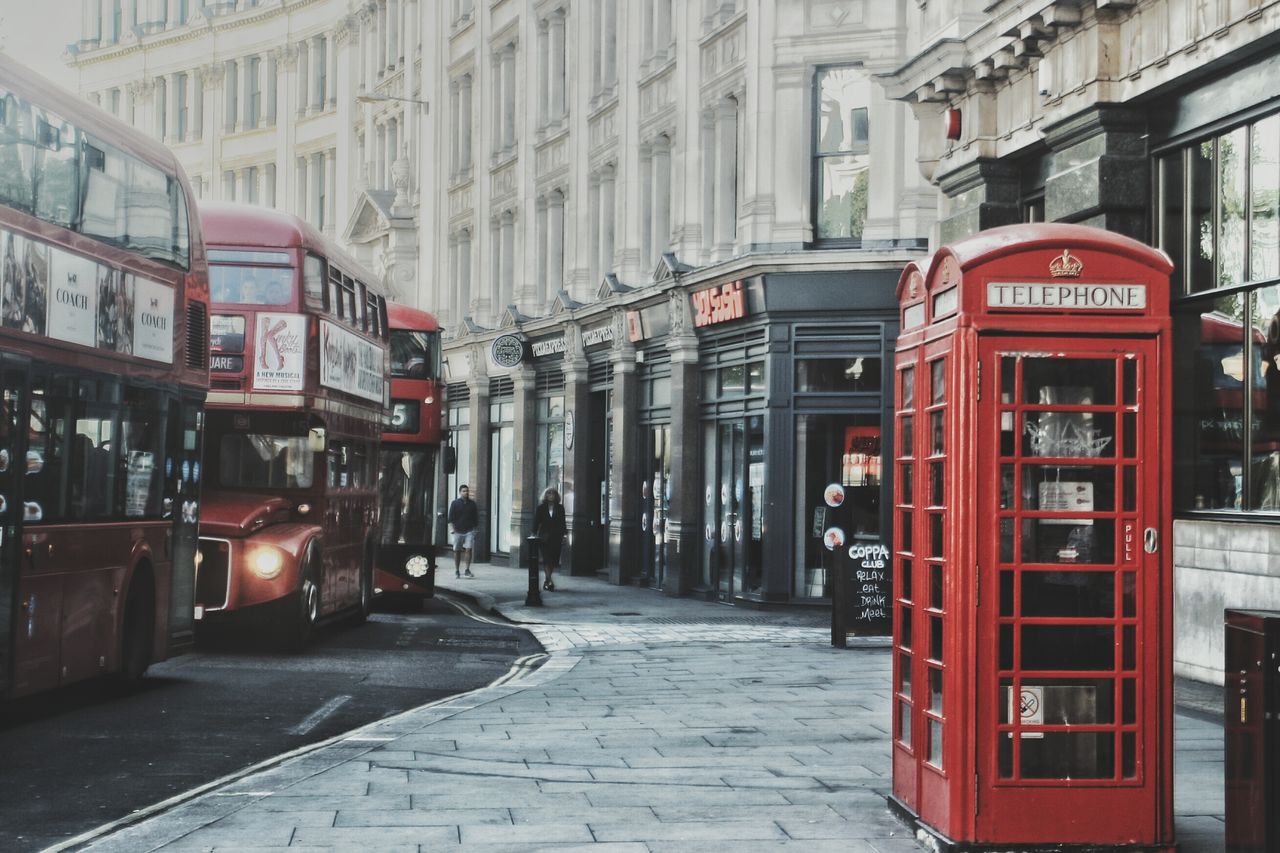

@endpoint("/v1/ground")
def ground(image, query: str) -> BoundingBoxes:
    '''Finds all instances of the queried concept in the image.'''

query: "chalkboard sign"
[836,540,892,636]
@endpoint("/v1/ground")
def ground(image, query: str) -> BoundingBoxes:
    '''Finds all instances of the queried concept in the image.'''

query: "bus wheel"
[284,559,320,651]
[353,546,374,625]
[118,573,155,686]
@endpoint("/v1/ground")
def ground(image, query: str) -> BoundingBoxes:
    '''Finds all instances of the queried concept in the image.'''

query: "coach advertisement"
[320,319,383,403]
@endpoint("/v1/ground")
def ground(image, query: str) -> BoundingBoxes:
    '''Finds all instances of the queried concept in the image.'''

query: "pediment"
[550,288,584,315]
[499,303,531,329]
[343,190,394,244]
[597,273,631,301]
[651,251,692,286]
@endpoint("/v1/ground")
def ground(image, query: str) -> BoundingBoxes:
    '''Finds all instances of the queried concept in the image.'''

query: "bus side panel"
[12,562,61,696]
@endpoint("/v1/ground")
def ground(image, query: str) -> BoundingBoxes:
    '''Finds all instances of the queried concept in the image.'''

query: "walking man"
[448,484,479,578]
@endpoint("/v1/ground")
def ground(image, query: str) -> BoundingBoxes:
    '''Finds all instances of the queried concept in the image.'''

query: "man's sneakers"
[464,569,475,578]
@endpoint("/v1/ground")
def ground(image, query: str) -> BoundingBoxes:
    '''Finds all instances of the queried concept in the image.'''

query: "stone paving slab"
[71,564,1226,852]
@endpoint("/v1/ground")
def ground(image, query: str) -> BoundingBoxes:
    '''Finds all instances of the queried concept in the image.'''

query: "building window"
[247,57,261,130]
[642,0,673,63]
[315,37,328,108]
[109,0,122,42]
[224,60,238,131]
[813,66,871,243]
[491,41,517,157]
[449,73,473,180]
[244,165,259,205]
[446,403,471,509]
[1163,111,1280,513]
[222,169,236,201]
[537,10,567,130]
[451,0,474,27]
[109,87,121,117]
[591,0,618,99]
[703,98,738,255]
[265,163,276,207]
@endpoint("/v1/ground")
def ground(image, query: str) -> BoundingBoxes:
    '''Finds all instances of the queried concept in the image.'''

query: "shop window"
[793,413,882,598]
[796,357,880,393]
[535,394,565,494]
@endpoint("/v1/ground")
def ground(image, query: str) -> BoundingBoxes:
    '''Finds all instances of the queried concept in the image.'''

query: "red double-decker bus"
[0,55,210,698]
[376,302,443,601]
[195,202,388,647]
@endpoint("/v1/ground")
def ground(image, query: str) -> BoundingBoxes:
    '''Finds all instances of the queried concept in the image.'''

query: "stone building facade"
[428,0,935,609]
[66,0,426,302]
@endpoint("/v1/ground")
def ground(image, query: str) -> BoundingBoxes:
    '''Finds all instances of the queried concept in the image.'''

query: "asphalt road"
[0,598,540,852]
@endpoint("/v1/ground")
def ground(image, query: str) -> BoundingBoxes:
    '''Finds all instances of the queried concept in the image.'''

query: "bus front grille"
[196,538,232,611]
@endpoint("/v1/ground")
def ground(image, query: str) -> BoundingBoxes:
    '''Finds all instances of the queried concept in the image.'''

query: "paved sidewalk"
[69,563,1225,852]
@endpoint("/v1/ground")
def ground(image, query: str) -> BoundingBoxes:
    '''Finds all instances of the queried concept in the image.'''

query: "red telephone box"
[890,224,1174,851]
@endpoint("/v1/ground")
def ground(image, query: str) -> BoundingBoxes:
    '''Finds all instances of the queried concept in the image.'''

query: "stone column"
[536,20,548,128]
[239,57,252,130]
[535,197,548,300]
[549,10,565,123]
[184,71,197,140]
[167,73,180,142]
[459,228,472,309]
[490,53,502,158]
[326,34,338,108]
[652,138,671,258]
[603,0,617,89]
[587,175,601,284]
[501,44,516,151]
[1042,105,1149,242]
[664,303,700,596]
[500,210,516,307]
[224,61,237,131]
[448,79,460,177]
[606,326,639,584]
[548,190,564,304]
[468,370,492,562]
[296,155,308,214]
[266,54,278,125]
[600,165,616,276]
[713,97,737,252]
[459,74,472,173]
[383,0,394,72]
[296,40,310,116]
[511,366,538,566]
[700,109,716,255]
[590,4,601,95]
[325,149,337,232]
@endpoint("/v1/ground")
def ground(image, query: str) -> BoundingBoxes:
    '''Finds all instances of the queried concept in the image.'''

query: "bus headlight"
[250,548,285,580]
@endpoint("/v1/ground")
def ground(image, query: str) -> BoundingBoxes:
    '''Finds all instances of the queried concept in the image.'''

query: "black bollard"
[525,535,543,607]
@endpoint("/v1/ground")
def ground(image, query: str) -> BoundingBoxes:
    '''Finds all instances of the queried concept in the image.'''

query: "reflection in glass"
[1182,296,1247,509]
[1219,127,1248,288]
[1188,138,1215,293]
[1252,115,1279,282]
[1159,152,1185,292]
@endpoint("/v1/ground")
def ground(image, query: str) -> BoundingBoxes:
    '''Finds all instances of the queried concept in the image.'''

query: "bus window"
[218,433,314,489]
[327,266,344,319]
[303,254,324,306]
[209,264,292,305]
[390,329,431,379]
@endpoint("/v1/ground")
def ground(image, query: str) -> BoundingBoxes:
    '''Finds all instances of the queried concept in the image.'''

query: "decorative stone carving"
[334,15,359,45]
[126,78,155,102]
[668,288,690,337]
[272,43,298,71]
[391,148,413,216]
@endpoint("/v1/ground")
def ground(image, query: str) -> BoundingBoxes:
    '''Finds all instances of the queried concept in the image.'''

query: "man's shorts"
[451,530,476,550]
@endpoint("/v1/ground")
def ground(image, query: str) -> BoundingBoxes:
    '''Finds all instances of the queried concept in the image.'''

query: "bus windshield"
[218,433,314,489]
[210,263,293,305]
[390,329,437,378]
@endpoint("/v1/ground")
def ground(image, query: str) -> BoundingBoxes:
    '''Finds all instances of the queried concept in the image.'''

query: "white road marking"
[288,695,352,736]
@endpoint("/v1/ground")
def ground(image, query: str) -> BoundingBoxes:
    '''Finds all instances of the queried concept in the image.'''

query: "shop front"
[441,258,910,608]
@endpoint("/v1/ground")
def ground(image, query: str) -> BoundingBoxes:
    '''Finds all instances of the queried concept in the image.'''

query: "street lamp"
[355,93,430,112]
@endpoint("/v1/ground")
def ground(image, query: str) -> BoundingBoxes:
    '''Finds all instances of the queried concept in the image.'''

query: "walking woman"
[533,487,567,591]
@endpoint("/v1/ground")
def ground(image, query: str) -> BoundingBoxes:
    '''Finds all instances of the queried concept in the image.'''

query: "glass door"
[639,425,671,589]
[716,421,744,600]
[0,359,28,696]
[977,339,1160,842]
